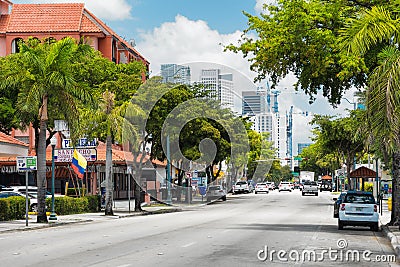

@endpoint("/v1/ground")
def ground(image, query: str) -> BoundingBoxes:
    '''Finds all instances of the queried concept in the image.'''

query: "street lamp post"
[49,136,57,221]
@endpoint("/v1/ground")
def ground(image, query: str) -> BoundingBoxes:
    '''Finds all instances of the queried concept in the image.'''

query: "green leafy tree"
[225,0,388,105]
[338,4,400,224]
[80,60,144,214]
[0,37,94,223]
[311,113,366,189]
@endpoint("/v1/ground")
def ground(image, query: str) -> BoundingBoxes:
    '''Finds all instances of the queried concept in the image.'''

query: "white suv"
[338,191,379,231]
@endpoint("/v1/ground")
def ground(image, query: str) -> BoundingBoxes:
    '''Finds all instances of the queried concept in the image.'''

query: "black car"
[333,192,347,218]
[320,180,332,192]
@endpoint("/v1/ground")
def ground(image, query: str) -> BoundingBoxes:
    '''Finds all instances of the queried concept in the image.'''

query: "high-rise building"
[298,143,312,155]
[199,69,234,110]
[274,114,288,165]
[160,64,191,85]
[242,86,268,115]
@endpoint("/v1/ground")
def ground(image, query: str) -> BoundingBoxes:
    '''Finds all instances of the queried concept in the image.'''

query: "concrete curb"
[116,208,182,218]
[381,225,400,259]
[0,208,182,234]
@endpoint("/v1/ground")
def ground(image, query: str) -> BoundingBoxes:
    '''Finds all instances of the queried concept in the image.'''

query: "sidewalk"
[0,200,183,234]
[380,200,400,258]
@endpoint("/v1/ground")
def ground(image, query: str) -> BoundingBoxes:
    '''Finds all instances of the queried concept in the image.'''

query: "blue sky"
[11,0,355,152]
[110,0,256,39]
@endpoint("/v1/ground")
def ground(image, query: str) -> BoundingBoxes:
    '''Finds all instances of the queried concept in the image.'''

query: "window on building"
[11,38,23,53]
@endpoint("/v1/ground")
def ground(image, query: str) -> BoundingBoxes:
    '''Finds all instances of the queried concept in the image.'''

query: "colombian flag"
[71,149,87,179]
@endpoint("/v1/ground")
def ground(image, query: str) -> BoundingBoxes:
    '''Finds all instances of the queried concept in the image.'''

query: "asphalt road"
[0,190,398,267]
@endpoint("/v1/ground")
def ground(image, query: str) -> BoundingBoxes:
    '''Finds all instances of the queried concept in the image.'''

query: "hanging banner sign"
[54,149,97,162]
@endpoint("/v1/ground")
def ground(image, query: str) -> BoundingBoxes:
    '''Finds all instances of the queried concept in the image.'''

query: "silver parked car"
[206,185,227,202]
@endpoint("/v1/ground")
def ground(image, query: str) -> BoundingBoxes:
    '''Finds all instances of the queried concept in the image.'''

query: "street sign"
[54,148,97,162]
[384,184,389,191]
[16,156,37,171]
[294,157,302,161]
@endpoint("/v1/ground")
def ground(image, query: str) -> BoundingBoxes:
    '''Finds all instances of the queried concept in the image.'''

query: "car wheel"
[315,193,318,196]
[31,204,38,212]
[338,219,344,230]
[371,222,379,232]
[334,212,338,218]
[302,192,305,196]
[255,191,257,194]
[222,196,226,201]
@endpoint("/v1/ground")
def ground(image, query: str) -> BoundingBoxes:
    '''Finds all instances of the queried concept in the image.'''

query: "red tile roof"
[0,131,28,147]
[8,4,85,33]
[80,13,102,33]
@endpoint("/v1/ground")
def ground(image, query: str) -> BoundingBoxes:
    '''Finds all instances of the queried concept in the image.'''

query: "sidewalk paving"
[0,200,183,234]
[379,200,400,259]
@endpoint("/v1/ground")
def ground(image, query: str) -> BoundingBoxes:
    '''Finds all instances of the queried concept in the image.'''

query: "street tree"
[79,60,144,214]
[0,37,94,223]
[338,4,400,224]
[311,113,366,189]
[225,0,389,106]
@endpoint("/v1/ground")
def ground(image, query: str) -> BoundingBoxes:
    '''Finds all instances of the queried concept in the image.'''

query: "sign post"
[16,156,37,226]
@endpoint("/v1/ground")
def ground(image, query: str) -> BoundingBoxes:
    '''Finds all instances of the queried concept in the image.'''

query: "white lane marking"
[182,242,196,248]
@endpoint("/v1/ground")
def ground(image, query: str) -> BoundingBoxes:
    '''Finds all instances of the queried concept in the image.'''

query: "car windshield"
[236,181,247,185]
[344,193,375,204]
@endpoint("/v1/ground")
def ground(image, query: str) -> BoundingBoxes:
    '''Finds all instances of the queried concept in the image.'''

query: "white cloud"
[137,15,257,81]
[12,0,132,21]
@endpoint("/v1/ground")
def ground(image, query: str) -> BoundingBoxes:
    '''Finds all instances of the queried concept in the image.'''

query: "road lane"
[0,190,397,266]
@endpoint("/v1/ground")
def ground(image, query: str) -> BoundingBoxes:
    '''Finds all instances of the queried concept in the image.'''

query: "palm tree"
[1,37,93,223]
[339,5,400,224]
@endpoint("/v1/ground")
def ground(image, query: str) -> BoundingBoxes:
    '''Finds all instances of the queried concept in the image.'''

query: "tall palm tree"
[1,37,93,223]
[84,90,143,215]
[339,5,400,224]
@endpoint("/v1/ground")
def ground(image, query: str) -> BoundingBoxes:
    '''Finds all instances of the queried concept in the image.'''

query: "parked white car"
[338,191,379,231]
[255,183,269,194]
[0,191,38,211]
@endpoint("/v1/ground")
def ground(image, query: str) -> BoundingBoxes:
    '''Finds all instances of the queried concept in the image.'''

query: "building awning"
[349,166,377,179]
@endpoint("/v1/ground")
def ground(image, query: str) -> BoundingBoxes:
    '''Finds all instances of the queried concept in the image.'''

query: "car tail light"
[374,205,377,212]
[340,204,346,211]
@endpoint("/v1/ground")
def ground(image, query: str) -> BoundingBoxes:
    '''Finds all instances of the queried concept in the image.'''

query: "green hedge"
[0,196,27,221]
[0,195,101,221]
[46,195,100,215]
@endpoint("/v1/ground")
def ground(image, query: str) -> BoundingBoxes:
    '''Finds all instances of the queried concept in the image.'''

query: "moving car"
[206,185,227,202]
[302,181,319,196]
[333,192,347,218]
[255,183,269,194]
[320,180,333,192]
[338,191,379,231]
[233,180,251,194]
[265,182,275,191]
[278,181,292,192]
